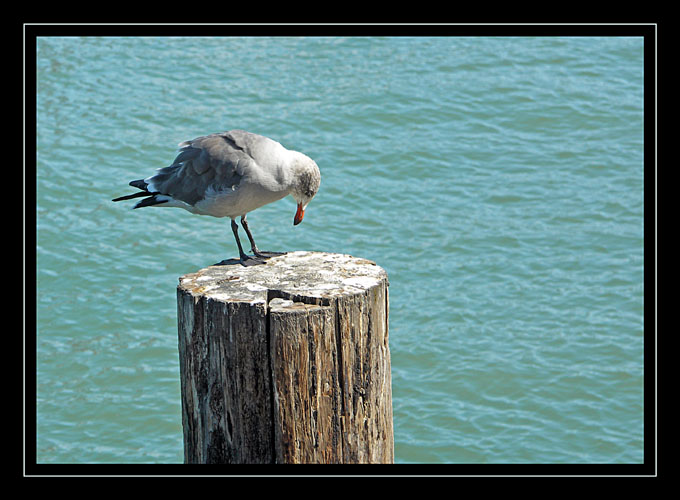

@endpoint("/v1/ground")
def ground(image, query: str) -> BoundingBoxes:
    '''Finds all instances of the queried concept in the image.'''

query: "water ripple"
[37,36,644,464]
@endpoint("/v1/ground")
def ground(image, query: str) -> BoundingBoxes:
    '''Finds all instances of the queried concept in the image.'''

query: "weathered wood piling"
[176,251,393,464]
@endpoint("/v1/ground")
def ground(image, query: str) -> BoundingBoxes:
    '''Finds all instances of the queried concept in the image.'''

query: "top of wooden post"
[178,251,388,306]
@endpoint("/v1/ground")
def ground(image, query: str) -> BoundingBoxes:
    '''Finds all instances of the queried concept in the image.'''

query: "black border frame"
[23,22,658,479]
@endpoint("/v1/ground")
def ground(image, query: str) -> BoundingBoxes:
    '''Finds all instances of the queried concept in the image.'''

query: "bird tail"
[112,179,168,208]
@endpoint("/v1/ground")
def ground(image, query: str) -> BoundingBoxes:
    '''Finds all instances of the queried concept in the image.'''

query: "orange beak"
[294,203,305,225]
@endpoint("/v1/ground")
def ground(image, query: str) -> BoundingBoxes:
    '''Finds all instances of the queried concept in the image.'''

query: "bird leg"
[231,219,265,266]
[240,215,286,259]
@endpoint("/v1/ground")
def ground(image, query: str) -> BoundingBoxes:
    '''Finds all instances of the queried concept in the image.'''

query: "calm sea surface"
[36,36,645,464]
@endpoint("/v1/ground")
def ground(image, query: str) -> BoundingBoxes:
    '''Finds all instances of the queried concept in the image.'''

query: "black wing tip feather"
[133,195,168,209]
[111,192,168,208]
[112,178,149,202]
[111,191,149,202]
[129,179,148,189]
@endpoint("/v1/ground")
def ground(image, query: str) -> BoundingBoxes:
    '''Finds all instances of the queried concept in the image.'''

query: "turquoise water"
[36,36,645,464]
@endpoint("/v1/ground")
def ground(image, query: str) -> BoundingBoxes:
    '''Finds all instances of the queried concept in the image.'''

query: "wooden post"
[176,251,393,464]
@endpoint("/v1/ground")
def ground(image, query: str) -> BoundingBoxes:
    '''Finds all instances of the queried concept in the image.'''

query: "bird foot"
[239,254,267,266]
[253,250,287,259]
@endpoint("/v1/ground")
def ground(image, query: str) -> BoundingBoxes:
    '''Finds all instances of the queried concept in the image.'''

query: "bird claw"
[253,250,287,259]
[239,254,267,266]
[238,251,285,266]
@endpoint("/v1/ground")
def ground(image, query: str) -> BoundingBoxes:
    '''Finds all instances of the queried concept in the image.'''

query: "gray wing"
[220,130,288,171]
[148,133,256,206]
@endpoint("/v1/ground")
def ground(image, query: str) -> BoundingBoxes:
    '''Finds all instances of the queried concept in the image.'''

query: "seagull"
[112,130,321,266]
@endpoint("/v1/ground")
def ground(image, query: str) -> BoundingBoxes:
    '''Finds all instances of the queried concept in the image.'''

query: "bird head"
[291,155,321,226]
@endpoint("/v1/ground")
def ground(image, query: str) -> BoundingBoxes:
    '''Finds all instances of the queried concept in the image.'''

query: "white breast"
[193,182,289,218]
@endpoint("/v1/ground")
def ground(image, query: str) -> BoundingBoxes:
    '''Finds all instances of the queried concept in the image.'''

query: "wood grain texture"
[177,251,393,464]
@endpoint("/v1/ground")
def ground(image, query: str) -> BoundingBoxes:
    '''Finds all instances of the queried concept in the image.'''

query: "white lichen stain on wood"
[179,251,387,304]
